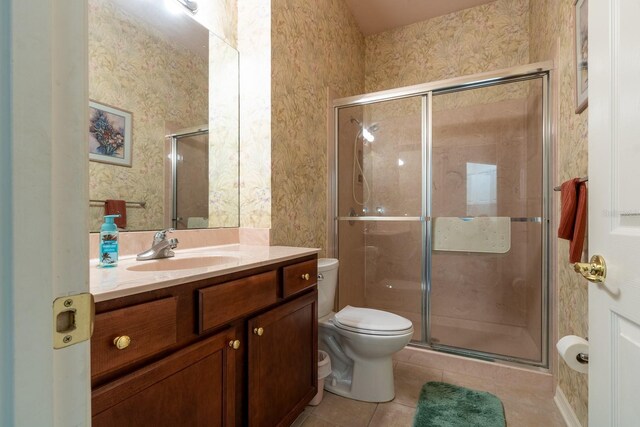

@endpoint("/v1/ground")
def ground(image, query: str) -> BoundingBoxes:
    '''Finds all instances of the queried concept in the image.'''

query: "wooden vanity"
[90,252,318,427]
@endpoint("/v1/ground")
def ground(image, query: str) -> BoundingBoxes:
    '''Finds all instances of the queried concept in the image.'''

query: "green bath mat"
[413,382,506,427]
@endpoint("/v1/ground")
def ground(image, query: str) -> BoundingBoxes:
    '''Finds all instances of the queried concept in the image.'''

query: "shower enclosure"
[168,126,210,229]
[332,63,551,366]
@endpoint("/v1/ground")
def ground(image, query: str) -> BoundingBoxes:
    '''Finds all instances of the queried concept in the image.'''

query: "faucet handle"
[154,228,175,242]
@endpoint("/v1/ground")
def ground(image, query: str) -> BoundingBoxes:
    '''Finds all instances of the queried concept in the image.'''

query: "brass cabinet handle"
[228,340,241,350]
[113,335,131,350]
[301,273,310,281]
[253,327,264,336]
[574,255,607,283]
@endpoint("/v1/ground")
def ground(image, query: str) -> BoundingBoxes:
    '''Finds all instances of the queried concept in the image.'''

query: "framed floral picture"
[89,101,133,167]
[574,0,588,113]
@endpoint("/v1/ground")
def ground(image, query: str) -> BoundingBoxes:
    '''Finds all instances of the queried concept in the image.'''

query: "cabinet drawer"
[282,260,317,298]
[91,297,178,378]
[199,270,277,333]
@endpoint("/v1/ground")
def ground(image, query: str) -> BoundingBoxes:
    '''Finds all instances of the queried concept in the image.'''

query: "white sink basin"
[126,256,239,272]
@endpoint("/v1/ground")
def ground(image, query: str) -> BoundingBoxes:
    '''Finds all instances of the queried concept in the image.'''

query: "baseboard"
[554,386,582,427]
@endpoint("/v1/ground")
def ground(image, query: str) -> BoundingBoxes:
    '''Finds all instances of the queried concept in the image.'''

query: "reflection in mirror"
[88,0,239,232]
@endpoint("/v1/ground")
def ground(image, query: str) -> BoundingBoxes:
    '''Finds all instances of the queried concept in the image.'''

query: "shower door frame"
[168,125,209,229]
[331,61,553,368]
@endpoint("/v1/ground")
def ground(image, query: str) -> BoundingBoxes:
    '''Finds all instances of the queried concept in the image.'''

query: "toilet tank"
[317,258,339,318]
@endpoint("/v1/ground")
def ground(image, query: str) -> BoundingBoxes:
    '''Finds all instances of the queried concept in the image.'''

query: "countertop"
[90,244,320,302]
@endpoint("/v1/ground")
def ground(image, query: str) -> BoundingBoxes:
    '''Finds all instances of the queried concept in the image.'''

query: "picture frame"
[89,100,133,167]
[574,0,588,113]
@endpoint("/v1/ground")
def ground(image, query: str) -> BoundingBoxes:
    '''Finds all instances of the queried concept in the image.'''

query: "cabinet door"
[92,327,239,427]
[248,290,318,427]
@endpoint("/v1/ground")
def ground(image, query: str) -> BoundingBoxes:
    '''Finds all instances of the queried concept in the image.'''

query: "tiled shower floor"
[291,349,566,427]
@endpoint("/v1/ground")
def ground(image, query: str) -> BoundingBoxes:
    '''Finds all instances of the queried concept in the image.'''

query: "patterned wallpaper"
[89,0,208,231]
[238,0,272,229]
[530,1,589,425]
[364,0,530,93]
[209,34,240,228]
[270,0,365,252]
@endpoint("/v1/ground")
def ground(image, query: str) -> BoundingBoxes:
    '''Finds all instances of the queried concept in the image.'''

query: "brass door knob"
[301,273,310,280]
[253,327,264,336]
[574,255,607,283]
[113,335,131,350]
[228,340,241,350]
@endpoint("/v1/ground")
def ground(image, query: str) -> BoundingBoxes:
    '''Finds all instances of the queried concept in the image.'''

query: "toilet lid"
[333,306,413,333]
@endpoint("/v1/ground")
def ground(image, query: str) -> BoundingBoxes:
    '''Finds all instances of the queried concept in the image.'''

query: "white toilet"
[317,258,413,402]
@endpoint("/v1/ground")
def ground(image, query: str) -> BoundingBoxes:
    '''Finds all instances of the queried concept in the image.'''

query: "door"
[172,130,210,229]
[1,2,90,426]
[92,328,238,427]
[248,291,317,427]
[429,78,548,365]
[589,0,640,425]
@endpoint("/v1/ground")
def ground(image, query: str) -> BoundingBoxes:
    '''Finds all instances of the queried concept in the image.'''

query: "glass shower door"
[429,78,546,363]
[336,97,425,341]
[174,131,209,229]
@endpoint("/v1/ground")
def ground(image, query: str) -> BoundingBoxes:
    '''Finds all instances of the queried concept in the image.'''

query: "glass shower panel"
[336,96,424,340]
[337,97,422,218]
[430,79,544,363]
[175,133,209,229]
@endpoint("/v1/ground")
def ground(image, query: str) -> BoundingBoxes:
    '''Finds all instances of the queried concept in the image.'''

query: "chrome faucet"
[136,228,179,261]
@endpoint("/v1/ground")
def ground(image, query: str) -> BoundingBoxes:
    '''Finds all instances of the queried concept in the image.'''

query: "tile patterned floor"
[291,360,567,427]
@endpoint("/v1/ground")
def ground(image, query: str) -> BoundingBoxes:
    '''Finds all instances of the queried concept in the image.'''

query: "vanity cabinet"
[248,291,317,427]
[91,254,318,427]
[92,327,238,427]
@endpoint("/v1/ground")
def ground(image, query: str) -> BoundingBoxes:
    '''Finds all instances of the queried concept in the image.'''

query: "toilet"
[317,258,414,402]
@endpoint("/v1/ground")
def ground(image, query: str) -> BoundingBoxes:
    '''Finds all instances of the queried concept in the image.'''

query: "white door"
[589,0,640,425]
[0,1,90,426]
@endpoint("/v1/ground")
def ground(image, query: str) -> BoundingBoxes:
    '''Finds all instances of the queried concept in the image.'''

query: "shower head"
[350,118,379,142]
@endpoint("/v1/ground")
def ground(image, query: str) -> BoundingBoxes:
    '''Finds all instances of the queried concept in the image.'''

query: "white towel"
[432,217,511,253]
[187,217,209,228]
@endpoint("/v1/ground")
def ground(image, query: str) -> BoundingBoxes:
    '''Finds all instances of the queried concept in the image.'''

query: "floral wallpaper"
[209,34,240,228]
[364,0,530,93]
[270,0,365,252]
[530,1,589,425]
[238,0,272,229]
[89,0,208,231]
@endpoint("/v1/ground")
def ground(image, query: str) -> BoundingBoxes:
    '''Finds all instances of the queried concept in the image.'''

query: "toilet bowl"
[317,258,413,402]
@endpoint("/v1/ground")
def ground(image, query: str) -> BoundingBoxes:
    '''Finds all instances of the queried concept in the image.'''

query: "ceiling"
[343,0,498,36]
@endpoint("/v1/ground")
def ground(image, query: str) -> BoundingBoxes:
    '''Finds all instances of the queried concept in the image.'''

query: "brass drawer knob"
[228,340,241,350]
[301,273,310,281]
[253,327,264,336]
[113,335,131,350]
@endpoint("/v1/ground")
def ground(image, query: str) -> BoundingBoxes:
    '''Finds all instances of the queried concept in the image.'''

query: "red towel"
[558,178,579,239]
[569,182,588,263]
[105,199,127,229]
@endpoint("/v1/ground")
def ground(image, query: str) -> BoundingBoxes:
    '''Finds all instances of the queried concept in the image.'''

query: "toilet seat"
[333,306,413,336]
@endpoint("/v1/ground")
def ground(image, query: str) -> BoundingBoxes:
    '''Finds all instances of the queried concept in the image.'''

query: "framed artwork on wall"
[89,100,133,167]
[574,0,588,113]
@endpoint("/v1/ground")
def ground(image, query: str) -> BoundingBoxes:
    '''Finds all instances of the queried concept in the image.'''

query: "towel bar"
[90,199,146,208]
[553,177,588,191]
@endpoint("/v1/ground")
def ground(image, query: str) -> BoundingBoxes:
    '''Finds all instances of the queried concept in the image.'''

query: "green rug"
[413,382,506,427]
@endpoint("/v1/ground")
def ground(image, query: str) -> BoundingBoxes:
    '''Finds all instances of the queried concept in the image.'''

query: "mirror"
[88,0,239,232]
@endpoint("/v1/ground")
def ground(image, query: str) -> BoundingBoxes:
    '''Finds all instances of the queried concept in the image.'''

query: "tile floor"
[291,360,567,427]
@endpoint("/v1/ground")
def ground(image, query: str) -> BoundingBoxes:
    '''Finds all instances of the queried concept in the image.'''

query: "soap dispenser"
[99,214,120,268]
